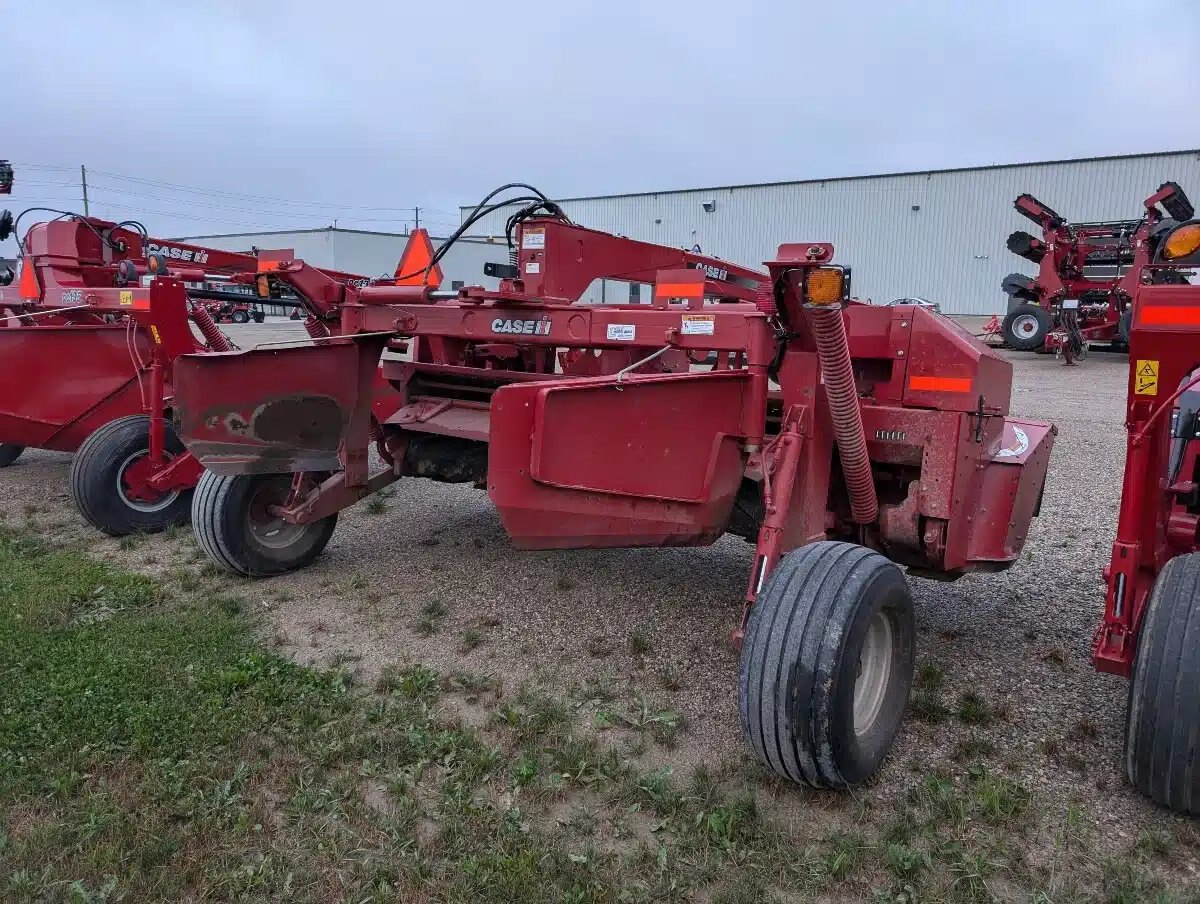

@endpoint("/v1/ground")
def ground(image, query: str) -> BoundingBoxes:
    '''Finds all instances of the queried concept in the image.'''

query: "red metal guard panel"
[0,325,151,450]
[489,371,751,549]
[173,343,368,475]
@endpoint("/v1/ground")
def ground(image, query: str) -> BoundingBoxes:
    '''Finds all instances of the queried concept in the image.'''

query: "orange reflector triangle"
[393,228,443,288]
[17,259,39,300]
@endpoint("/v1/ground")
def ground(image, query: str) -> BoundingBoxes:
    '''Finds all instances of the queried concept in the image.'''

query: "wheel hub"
[853,610,894,736]
[1012,314,1039,337]
[117,451,179,512]
[247,479,310,549]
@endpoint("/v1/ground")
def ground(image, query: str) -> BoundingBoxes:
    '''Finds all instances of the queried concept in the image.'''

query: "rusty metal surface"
[172,343,365,475]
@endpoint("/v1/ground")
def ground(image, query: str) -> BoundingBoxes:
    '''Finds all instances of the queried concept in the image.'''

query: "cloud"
[2,0,1197,246]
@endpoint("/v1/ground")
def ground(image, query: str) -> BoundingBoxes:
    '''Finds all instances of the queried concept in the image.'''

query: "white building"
[462,150,1200,315]
[175,227,511,292]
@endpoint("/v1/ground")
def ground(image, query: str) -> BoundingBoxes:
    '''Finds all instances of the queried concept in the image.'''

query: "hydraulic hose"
[803,302,878,525]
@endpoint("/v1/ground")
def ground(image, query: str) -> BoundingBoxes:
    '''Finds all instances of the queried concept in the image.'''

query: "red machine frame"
[172,217,1052,588]
[153,204,1055,791]
[1095,255,1200,674]
[0,211,390,534]
[1086,214,1200,815]
[1001,183,1194,356]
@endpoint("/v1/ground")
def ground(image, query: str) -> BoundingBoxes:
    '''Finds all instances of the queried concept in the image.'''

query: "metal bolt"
[898,350,905,357]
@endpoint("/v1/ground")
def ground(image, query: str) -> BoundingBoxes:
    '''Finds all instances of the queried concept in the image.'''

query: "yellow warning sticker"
[1135,359,1159,396]
[119,290,133,306]
[150,325,162,345]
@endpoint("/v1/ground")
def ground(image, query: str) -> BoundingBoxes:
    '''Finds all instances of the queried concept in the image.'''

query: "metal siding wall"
[464,152,1200,314]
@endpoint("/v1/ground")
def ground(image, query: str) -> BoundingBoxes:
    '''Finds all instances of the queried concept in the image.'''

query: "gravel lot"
[3,320,1197,889]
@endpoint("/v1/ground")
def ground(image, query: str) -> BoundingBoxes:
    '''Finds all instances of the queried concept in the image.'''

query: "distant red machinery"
[200,297,265,324]
[1001,182,1194,360]
[1093,216,1200,814]
[158,185,1055,790]
[0,208,392,535]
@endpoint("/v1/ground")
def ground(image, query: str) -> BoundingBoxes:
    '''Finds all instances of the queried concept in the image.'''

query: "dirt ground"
[3,319,1198,895]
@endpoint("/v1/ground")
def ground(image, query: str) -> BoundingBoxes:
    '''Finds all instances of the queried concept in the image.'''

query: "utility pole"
[80,165,89,216]
[414,207,420,230]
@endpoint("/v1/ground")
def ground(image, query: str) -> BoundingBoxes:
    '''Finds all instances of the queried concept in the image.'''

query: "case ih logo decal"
[145,243,209,265]
[492,317,551,336]
[689,262,729,281]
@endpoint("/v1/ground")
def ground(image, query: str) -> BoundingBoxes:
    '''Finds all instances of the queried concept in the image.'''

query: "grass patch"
[909,689,950,724]
[416,598,448,635]
[956,692,995,726]
[0,526,1188,902]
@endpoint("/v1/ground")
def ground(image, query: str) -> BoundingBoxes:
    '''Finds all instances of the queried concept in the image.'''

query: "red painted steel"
[0,209,394,518]
[1095,250,1200,674]
[165,214,1055,636]
[1004,183,1192,350]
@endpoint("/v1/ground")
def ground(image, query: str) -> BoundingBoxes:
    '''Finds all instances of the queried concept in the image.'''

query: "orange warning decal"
[908,375,973,393]
[393,228,443,288]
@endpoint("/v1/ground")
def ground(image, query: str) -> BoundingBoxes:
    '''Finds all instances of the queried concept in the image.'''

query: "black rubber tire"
[251,310,266,324]
[739,541,915,789]
[1126,552,1200,814]
[231,310,250,324]
[192,470,337,577]
[0,443,24,467]
[69,415,193,536]
[1002,303,1052,351]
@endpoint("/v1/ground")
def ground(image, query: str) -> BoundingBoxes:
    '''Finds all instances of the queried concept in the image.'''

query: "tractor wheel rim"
[1012,314,1039,337]
[853,610,894,736]
[117,451,179,513]
[247,481,308,550]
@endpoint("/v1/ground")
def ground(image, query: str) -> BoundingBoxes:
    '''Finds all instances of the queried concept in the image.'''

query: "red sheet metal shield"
[0,324,150,451]
[172,343,368,475]
[488,370,752,549]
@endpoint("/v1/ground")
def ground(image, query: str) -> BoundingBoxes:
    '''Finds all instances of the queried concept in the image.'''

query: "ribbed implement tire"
[192,470,337,577]
[1126,552,1200,814]
[69,415,192,536]
[739,541,915,789]
[0,443,23,467]
[1002,303,1052,351]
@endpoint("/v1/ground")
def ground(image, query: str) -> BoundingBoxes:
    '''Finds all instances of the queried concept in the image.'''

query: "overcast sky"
[3,0,1198,250]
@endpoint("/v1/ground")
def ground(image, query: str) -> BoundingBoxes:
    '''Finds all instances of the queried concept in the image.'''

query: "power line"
[81,184,416,222]
[86,167,456,214]
[13,160,463,215]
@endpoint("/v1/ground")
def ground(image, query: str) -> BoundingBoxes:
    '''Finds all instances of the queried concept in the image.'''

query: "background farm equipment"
[1001,183,1195,355]
[159,185,1055,791]
[200,297,265,324]
[0,208,389,535]
[1092,215,1200,814]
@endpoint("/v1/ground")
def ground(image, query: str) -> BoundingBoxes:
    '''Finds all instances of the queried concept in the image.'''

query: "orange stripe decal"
[654,282,705,298]
[1139,305,1200,326]
[908,375,973,393]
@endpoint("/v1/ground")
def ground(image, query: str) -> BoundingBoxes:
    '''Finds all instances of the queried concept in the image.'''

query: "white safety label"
[607,323,636,341]
[521,229,546,250]
[525,261,541,274]
[681,314,715,335]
